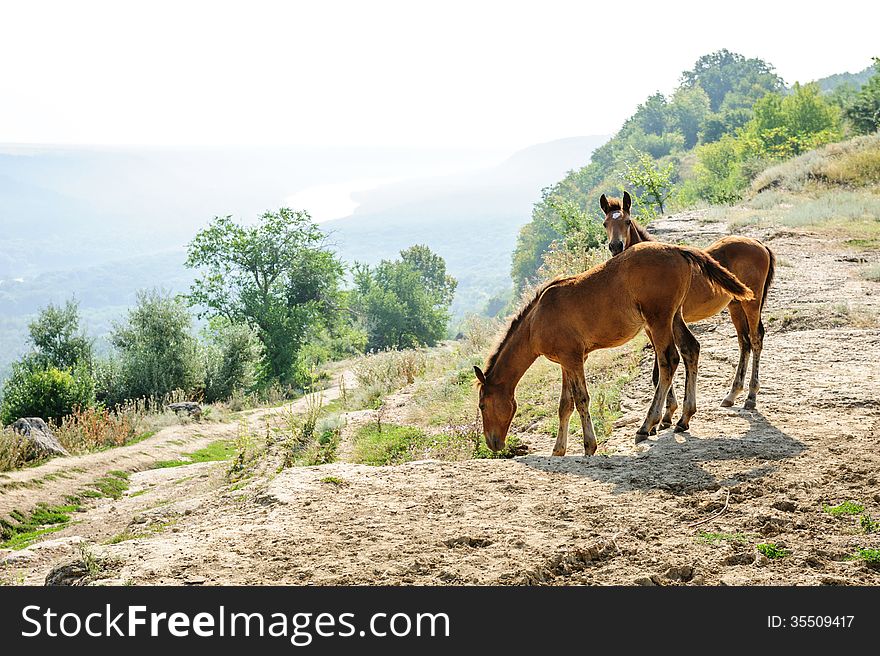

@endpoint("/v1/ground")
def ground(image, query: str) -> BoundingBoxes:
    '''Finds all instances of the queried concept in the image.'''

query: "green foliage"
[860,514,879,534]
[756,542,790,559]
[621,150,676,215]
[353,423,427,466]
[0,502,80,549]
[823,500,865,516]
[680,49,784,113]
[844,58,880,135]
[153,440,236,469]
[739,83,841,160]
[27,300,93,370]
[0,362,95,425]
[202,320,263,403]
[110,289,202,402]
[352,245,457,350]
[186,208,345,386]
[852,548,880,564]
[693,135,748,204]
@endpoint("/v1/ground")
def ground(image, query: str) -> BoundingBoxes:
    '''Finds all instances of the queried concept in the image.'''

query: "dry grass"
[751,133,880,194]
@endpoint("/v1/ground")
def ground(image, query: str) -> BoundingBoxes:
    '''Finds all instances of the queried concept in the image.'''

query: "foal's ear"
[473,366,486,384]
[622,191,632,213]
[599,194,610,214]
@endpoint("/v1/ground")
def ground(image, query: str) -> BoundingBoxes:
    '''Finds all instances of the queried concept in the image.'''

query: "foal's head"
[473,366,515,452]
[600,191,633,255]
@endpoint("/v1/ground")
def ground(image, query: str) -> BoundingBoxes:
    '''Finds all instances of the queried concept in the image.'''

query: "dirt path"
[4,212,879,586]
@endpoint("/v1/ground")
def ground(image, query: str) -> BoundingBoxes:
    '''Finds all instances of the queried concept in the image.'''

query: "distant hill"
[814,64,874,93]
[323,136,608,316]
[0,137,606,377]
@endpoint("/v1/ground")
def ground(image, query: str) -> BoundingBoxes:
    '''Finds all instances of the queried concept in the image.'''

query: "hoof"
[744,399,756,410]
[584,446,597,457]
[649,427,658,436]
[635,432,649,444]
[720,398,734,408]
[551,449,566,457]
[659,420,672,430]
[674,421,689,433]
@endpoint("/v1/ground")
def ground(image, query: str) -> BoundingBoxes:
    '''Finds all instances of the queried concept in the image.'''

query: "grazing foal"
[602,191,775,417]
[475,242,753,456]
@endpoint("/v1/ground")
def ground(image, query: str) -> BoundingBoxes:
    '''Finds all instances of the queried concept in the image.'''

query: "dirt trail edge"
[0,375,350,523]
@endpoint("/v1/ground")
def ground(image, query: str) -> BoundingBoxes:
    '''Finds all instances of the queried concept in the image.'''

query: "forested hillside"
[511,51,880,293]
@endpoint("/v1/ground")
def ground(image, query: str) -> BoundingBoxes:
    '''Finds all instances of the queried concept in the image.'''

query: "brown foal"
[475,242,753,456]
[602,191,775,419]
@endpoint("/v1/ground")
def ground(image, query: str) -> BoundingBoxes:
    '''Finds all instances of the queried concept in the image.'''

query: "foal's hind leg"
[552,370,575,456]
[744,307,765,410]
[721,302,751,407]
[637,324,680,442]
[672,313,700,432]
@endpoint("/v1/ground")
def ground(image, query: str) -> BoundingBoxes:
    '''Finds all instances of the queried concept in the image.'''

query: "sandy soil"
[3,211,879,586]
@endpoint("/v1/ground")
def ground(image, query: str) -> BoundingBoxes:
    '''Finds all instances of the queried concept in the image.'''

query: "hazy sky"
[2,0,877,150]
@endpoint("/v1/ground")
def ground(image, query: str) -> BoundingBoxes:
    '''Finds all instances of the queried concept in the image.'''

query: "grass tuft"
[756,542,790,559]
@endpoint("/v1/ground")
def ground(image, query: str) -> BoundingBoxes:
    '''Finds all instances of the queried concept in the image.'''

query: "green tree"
[693,135,747,204]
[185,208,344,384]
[202,320,263,403]
[845,58,880,135]
[621,150,676,216]
[680,49,784,112]
[111,290,202,400]
[739,83,841,160]
[669,86,711,149]
[0,364,95,425]
[28,300,93,370]
[353,245,457,350]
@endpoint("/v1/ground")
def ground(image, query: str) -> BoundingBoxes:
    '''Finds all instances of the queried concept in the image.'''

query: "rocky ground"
[3,210,880,586]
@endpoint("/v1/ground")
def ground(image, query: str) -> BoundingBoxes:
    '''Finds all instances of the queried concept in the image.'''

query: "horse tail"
[760,244,776,312]
[678,247,754,302]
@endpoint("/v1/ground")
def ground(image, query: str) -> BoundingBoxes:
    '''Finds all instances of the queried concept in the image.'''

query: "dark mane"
[483,278,564,379]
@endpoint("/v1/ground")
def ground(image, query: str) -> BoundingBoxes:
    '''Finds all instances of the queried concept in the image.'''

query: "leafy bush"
[110,290,203,402]
[844,58,880,135]
[203,322,263,403]
[352,245,457,350]
[0,363,95,425]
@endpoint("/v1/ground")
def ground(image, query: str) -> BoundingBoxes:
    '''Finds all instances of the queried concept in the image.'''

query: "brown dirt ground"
[3,211,880,586]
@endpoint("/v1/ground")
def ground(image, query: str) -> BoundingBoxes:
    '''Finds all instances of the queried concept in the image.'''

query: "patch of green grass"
[352,424,427,466]
[128,430,157,445]
[153,440,235,469]
[852,548,880,564]
[320,476,349,486]
[698,531,752,545]
[860,515,879,534]
[823,500,865,516]
[80,471,130,500]
[0,503,81,549]
[756,542,790,559]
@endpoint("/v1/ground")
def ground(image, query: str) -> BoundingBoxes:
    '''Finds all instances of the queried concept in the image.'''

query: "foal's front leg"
[552,370,575,456]
[568,366,597,456]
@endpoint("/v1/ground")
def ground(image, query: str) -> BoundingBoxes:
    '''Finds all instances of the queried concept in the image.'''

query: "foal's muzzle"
[485,433,505,452]
[608,240,624,255]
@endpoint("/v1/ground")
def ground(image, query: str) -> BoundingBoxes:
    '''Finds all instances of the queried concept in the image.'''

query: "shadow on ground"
[517,410,804,494]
